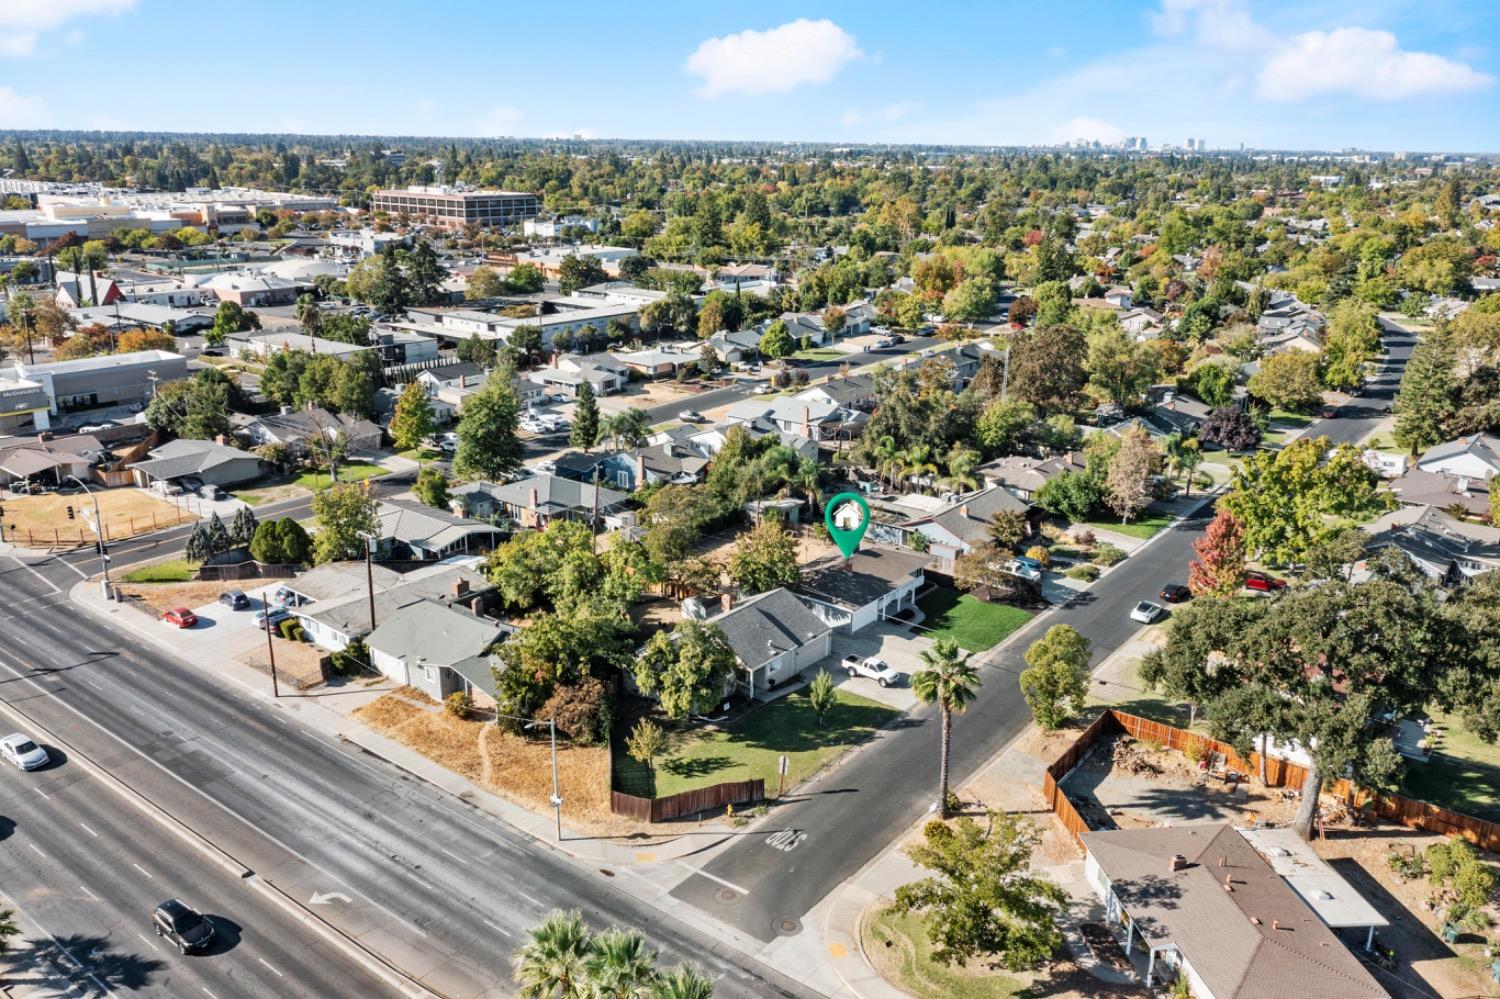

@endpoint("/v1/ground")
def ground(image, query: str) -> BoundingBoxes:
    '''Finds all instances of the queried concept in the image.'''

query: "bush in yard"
[1066,527,1096,548]
[445,691,473,720]
[537,676,612,745]
[626,717,667,773]
[278,618,303,641]
[1025,545,1051,569]
[1065,563,1100,582]
[1091,544,1127,566]
[328,638,369,676]
[808,669,837,726]
[1427,842,1455,884]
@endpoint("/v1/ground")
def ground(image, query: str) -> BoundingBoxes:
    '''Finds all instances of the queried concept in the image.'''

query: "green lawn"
[1399,710,1500,823]
[917,587,1031,652]
[290,460,385,489]
[121,559,201,583]
[1082,507,1175,541]
[620,689,898,799]
[397,447,442,462]
[234,461,387,505]
[862,906,1024,999]
[792,347,845,361]
[1268,408,1315,428]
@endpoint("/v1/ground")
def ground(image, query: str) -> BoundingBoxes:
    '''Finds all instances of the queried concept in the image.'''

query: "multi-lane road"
[0,318,1413,995]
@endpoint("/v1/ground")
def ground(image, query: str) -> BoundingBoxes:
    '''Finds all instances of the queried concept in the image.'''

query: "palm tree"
[900,443,940,494]
[584,929,658,999]
[941,445,980,494]
[600,408,652,451]
[873,435,901,492]
[0,906,17,956]
[911,637,981,819]
[790,457,823,514]
[651,966,715,999]
[514,909,591,999]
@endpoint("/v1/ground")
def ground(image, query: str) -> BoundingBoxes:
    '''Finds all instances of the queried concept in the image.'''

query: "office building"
[370,186,540,228]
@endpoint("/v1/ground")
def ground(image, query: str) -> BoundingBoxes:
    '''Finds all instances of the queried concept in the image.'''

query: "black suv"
[152,899,214,954]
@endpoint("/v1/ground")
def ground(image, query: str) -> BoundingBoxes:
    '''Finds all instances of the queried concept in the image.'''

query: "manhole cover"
[775,917,800,936]
[715,887,739,903]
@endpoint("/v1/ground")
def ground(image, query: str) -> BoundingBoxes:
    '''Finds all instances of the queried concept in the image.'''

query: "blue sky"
[1,0,1496,150]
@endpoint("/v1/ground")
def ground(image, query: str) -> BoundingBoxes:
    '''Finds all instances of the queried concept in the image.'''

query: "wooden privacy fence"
[196,561,299,582]
[611,779,764,823]
[1042,710,1500,852]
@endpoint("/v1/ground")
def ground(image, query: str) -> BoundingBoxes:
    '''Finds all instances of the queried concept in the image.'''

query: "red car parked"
[1244,572,1287,592]
[161,607,198,629]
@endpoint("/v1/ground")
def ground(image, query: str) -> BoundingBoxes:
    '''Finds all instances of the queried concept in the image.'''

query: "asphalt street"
[669,317,1416,942]
[0,560,817,999]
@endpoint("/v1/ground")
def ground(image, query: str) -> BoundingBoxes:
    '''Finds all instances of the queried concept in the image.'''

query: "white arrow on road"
[309,891,353,906]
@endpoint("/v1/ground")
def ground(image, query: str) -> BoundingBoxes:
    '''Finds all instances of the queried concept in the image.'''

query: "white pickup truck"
[841,654,902,688]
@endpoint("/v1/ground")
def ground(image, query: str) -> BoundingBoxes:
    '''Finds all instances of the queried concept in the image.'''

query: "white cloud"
[1258,27,1494,100]
[1150,0,1270,50]
[474,105,524,135]
[0,86,45,126]
[684,19,863,98]
[1048,116,1125,145]
[841,100,923,127]
[0,0,135,56]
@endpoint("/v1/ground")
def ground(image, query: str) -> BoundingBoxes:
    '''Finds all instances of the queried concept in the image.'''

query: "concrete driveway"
[148,582,285,658]
[822,622,931,711]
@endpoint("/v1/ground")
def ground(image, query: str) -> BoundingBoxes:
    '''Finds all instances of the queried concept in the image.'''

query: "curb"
[0,691,438,999]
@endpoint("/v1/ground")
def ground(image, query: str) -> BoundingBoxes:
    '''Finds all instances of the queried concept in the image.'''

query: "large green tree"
[1394,324,1458,454]
[727,519,799,595]
[455,367,524,481]
[1020,624,1091,729]
[310,483,378,564]
[389,380,436,451]
[634,621,737,720]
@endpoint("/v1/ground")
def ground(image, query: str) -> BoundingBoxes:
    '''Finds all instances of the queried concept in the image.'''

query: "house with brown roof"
[1082,824,1387,998]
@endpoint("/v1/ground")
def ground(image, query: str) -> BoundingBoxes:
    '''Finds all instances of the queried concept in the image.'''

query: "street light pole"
[504,713,562,842]
[67,475,110,600]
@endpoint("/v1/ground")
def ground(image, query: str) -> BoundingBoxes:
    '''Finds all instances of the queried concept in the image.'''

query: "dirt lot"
[3,489,190,547]
[237,639,327,690]
[117,581,230,616]
[1315,828,1500,999]
[353,693,668,839]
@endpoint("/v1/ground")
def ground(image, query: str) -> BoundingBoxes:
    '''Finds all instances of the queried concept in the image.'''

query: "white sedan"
[1130,601,1165,624]
[0,733,49,771]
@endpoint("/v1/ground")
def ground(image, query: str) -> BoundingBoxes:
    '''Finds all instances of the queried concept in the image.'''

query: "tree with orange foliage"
[115,327,175,354]
[1187,508,1246,598]
[51,323,114,361]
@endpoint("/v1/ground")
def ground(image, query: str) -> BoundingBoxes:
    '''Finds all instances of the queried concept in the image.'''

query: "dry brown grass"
[237,639,327,690]
[354,694,649,836]
[3,488,190,546]
[119,581,234,616]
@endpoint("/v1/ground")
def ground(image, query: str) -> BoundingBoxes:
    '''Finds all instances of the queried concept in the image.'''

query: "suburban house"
[288,561,496,652]
[449,474,628,529]
[1416,434,1500,482]
[0,438,97,487]
[1082,824,1387,998]
[548,450,610,483]
[53,270,124,309]
[373,500,505,560]
[765,396,850,437]
[903,487,1032,571]
[796,546,930,633]
[1119,306,1165,338]
[366,599,511,705]
[1388,467,1490,517]
[707,328,762,364]
[978,451,1087,501]
[599,443,710,491]
[1147,391,1214,435]
[233,407,383,456]
[527,354,629,397]
[129,437,264,491]
[707,587,833,698]
[796,372,878,411]
[1360,504,1500,584]
[226,331,374,362]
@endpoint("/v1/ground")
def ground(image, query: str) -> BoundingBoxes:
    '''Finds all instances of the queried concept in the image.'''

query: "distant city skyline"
[0,0,1496,152]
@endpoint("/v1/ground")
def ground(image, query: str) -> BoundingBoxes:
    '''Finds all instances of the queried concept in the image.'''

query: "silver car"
[0,733,49,771]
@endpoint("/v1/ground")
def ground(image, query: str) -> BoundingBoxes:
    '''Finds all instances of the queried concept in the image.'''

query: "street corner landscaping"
[1,488,191,547]
[120,557,202,584]
[612,687,900,800]
[917,586,1032,652]
[233,460,386,505]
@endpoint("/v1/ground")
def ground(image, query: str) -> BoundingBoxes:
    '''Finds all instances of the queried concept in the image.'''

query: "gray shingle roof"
[366,600,508,666]
[711,587,829,671]
[456,474,627,515]
[376,500,502,552]
[918,487,1030,546]
[129,437,260,482]
[1082,824,1386,999]
[797,546,931,610]
[1418,433,1500,473]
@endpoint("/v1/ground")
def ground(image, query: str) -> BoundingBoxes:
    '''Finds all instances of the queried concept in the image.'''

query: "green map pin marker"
[824,491,871,560]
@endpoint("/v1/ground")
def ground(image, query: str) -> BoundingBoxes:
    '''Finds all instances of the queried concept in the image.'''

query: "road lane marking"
[674,862,751,896]
[136,932,160,952]
[9,556,61,595]
[203,989,220,999]
[131,863,152,879]
[79,822,98,838]
[482,918,511,937]
[78,886,98,900]
[28,843,45,858]
[517,890,543,907]
[438,846,463,861]
[34,787,49,800]
[257,957,283,977]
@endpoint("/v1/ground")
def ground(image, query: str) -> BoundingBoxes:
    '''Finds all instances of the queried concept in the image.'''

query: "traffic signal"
[66,505,75,520]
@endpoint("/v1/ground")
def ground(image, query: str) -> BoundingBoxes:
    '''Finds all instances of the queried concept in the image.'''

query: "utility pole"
[68,476,110,600]
[364,533,378,632]
[264,609,281,698]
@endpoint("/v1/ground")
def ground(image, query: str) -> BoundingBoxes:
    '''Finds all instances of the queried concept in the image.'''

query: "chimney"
[960,504,969,519]
[214,434,227,446]
[1271,919,1280,931]
[529,486,539,510]
[1169,854,1188,873]
[636,452,646,483]
[451,578,470,598]
[720,592,733,614]
[802,405,811,437]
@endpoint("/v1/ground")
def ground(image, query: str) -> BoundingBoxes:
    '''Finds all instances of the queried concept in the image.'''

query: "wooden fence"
[1043,710,1500,852]
[196,561,299,582]
[2,505,196,550]
[611,779,765,823]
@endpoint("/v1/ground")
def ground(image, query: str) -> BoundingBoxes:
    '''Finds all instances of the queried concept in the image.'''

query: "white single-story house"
[708,587,833,697]
[796,546,930,633]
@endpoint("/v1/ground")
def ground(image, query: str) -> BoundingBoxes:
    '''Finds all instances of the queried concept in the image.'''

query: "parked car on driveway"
[254,608,292,632]
[1244,571,1287,592]
[152,899,214,955]
[1130,601,1164,624]
[1159,583,1191,603]
[0,733,49,771]
[1004,558,1042,582]
[841,655,902,687]
[218,590,249,610]
[161,607,198,629]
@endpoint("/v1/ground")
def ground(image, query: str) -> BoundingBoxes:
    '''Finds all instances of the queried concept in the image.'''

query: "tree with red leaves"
[1188,508,1246,598]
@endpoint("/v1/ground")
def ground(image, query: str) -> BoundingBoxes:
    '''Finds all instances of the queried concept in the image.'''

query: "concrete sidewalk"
[68,578,725,869]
